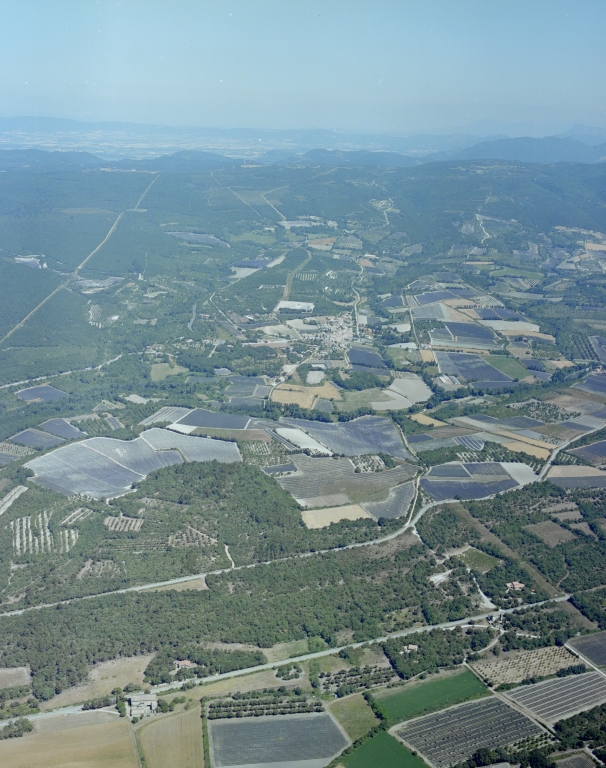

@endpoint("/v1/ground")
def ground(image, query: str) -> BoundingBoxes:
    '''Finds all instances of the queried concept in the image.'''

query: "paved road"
[11,592,570,722]
[0,479,566,619]
[150,593,570,693]
[538,420,606,481]
[0,173,159,347]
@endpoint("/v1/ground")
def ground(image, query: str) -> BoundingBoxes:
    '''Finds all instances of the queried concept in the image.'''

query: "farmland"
[373,668,489,725]
[283,416,413,458]
[397,697,544,768]
[24,429,241,499]
[504,672,606,725]
[329,693,379,740]
[0,719,138,768]
[568,631,606,666]
[472,646,579,686]
[3,144,606,766]
[138,708,202,768]
[342,731,425,768]
[208,712,348,766]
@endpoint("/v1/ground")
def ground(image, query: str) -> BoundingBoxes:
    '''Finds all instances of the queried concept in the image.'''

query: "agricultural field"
[24,429,241,499]
[302,504,373,528]
[0,718,138,768]
[504,671,606,725]
[138,708,202,768]
[4,146,606,768]
[329,693,379,741]
[456,546,500,572]
[397,697,544,768]
[283,415,413,458]
[568,631,606,666]
[207,712,349,767]
[420,461,536,501]
[569,439,606,465]
[39,654,155,710]
[276,453,418,507]
[471,646,580,686]
[341,731,425,768]
[271,381,342,409]
[373,668,488,725]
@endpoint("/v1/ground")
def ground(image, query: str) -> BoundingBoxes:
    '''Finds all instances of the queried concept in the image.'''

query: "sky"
[1,0,605,135]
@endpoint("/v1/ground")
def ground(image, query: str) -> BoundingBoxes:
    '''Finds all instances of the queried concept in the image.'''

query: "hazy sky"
[1,0,605,134]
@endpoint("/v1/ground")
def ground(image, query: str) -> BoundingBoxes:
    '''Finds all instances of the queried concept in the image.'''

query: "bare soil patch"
[302,504,372,529]
[525,520,576,546]
[0,666,30,688]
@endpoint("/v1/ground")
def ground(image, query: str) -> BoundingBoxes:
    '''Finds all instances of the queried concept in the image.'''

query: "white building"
[128,692,157,718]
[275,300,314,313]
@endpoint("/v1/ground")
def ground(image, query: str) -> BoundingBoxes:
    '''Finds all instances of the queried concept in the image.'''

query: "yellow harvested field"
[549,360,576,369]
[40,654,154,711]
[271,381,342,409]
[548,466,606,478]
[302,504,372,529]
[330,694,379,741]
[410,413,447,427]
[34,711,119,734]
[139,709,202,768]
[503,441,550,460]
[500,331,555,342]
[0,720,138,768]
[586,243,606,251]
[493,429,555,450]
[420,349,435,362]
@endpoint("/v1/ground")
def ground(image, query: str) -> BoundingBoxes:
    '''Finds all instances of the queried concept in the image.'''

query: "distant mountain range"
[0,134,605,174]
[283,136,606,167]
[0,148,241,173]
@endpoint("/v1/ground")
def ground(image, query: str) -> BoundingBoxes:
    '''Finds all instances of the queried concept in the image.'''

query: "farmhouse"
[175,659,195,671]
[506,581,525,591]
[128,692,157,718]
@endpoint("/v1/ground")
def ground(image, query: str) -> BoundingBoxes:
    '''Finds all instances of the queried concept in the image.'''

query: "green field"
[336,388,390,411]
[486,355,530,380]
[458,547,500,573]
[373,669,488,725]
[330,694,379,741]
[342,731,427,768]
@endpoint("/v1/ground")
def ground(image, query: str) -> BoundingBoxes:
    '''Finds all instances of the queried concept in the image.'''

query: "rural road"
[0,495,491,619]
[2,395,597,619]
[0,173,159,346]
[132,594,573,694]
[29,593,571,721]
